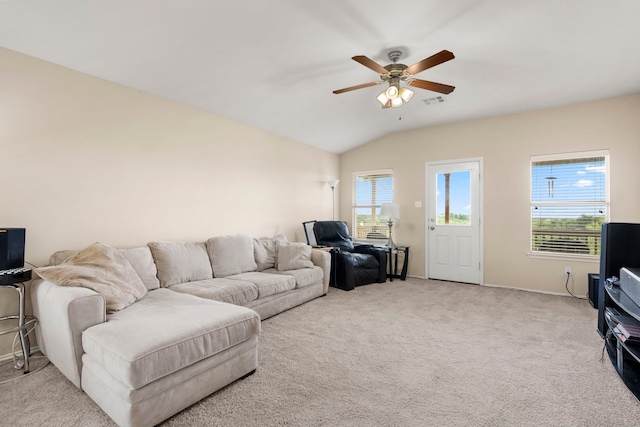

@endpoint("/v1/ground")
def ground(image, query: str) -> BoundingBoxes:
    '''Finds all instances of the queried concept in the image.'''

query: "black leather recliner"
[313,221,387,291]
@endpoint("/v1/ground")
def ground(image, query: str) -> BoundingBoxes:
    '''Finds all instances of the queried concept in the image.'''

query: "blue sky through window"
[436,171,471,218]
[531,157,606,218]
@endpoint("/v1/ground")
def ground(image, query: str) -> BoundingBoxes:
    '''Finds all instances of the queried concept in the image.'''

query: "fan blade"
[405,50,455,75]
[407,79,455,94]
[382,100,392,109]
[352,55,389,75]
[333,81,381,94]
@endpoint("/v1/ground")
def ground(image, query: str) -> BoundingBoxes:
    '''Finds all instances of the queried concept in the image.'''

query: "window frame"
[352,169,394,244]
[529,150,610,260]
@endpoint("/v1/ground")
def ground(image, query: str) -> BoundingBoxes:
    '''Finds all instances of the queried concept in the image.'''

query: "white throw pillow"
[276,242,314,271]
[36,242,147,313]
[253,234,288,271]
[207,234,258,278]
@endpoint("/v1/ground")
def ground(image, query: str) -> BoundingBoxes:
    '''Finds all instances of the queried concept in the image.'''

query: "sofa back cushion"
[119,247,161,291]
[207,234,257,278]
[148,241,213,287]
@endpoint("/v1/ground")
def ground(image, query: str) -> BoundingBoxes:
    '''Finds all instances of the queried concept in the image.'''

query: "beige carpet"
[2,278,640,426]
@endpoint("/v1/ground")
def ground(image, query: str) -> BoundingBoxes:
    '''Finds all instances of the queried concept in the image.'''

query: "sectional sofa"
[31,233,330,427]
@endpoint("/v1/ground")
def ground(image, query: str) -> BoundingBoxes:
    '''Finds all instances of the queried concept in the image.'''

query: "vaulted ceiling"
[1,1,639,153]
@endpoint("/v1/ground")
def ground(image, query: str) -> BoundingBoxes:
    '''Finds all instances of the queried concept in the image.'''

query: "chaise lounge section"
[31,234,330,427]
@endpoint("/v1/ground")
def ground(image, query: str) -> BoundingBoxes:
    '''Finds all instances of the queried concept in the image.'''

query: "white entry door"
[426,160,482,284]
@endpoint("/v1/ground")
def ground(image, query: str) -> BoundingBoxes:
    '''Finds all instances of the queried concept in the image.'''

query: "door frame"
[425,157,484,284]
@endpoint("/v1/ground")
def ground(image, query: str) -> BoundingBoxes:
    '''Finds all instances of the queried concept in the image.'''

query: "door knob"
[430,226,435,230]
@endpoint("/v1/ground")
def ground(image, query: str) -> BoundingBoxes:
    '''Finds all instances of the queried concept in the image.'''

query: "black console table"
[602,269,640,399]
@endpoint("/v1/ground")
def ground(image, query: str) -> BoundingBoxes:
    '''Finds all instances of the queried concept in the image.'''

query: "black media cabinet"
[597,223,640,337]
[603,269,640,400]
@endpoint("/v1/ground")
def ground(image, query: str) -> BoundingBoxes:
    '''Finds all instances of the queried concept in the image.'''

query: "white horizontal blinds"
[531,153,608,255]
[352,170,393,241]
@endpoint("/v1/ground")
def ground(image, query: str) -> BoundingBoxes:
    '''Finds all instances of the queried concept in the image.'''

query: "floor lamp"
[327,180,339,220]
[379,203,400,247]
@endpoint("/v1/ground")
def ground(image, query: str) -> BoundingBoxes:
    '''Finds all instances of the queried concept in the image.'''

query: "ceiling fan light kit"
[333,49,455,109]
[376,84,414,108]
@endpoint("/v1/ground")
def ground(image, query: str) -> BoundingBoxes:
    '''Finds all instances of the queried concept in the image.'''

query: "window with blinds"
[352,170,393,241]
[530,151,609,256]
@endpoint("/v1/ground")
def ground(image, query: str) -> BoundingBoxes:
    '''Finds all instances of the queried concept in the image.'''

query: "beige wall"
[0,47,339,356]
[340,93,640,295]
[3,42,639,358]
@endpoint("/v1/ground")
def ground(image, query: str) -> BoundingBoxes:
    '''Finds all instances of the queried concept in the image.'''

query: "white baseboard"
[482,282,587,298]
[405,276,588,299]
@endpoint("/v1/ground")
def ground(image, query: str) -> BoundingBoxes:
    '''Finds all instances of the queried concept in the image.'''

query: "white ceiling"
[1,1,639,153]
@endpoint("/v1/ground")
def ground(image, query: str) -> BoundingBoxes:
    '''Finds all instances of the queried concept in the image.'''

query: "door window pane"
[436,170,471,225]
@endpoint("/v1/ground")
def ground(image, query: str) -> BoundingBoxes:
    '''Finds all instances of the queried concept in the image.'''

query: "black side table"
[386,246,409,281]
[0,268,36,373]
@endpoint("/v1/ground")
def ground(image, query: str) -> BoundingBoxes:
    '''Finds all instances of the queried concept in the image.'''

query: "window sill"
[353,239,389,246]
[527,251,599,263]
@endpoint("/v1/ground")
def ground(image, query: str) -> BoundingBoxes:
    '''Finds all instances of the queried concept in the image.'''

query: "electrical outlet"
[565,267,572,275]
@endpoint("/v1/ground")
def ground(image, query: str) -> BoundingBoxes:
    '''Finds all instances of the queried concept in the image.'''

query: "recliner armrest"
[351,246,388,283]
[352,245,385,259]
[333,251,356,291]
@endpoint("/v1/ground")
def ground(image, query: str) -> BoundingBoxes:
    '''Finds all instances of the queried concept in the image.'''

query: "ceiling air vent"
[422,96,447,106]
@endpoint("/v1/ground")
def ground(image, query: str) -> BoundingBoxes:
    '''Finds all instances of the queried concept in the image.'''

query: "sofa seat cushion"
[263,266,323,289]
[227,272,295,298]
[168,278,258,306]
[82,289,260,390]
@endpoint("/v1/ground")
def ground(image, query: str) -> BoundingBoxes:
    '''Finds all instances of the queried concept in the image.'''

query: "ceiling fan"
[333,49,455,109]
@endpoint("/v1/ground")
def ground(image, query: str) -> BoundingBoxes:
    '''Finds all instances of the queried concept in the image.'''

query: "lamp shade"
[380,203,400,219]
[327,180,339,189]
